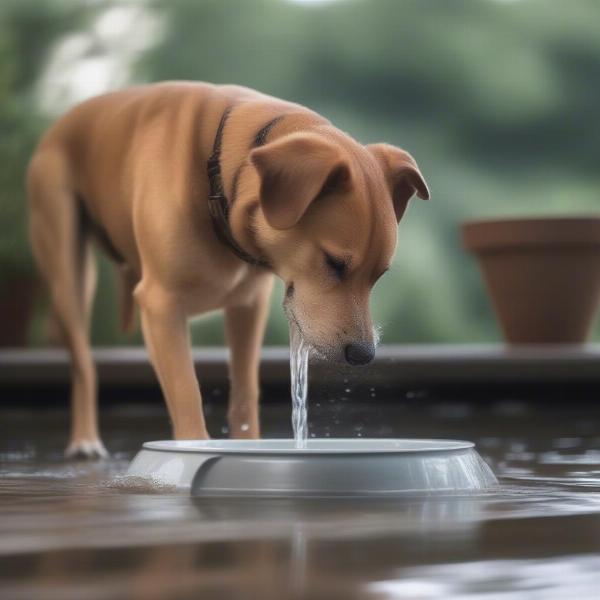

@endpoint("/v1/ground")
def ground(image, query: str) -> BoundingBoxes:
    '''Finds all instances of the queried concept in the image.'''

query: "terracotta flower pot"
[462,216,600,344]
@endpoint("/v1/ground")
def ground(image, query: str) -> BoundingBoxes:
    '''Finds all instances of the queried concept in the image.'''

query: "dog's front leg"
[136,283,209,439]
[225,277,273,439]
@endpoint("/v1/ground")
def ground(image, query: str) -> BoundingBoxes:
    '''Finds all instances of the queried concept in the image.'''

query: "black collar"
[206,106,273,269]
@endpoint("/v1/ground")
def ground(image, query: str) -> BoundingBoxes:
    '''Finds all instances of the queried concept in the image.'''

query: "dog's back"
[27,81,428,456]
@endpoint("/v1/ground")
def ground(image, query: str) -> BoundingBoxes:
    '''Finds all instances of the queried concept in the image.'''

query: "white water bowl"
[126,439,498,497]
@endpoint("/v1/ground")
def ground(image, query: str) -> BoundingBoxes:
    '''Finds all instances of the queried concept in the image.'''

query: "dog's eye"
[324,252,348,279]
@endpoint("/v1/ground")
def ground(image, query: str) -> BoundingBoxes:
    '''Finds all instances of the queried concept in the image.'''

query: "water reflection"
[192,495,485,540]
[367,555,600,599]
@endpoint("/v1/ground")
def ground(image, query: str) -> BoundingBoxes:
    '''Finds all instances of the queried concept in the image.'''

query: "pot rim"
[462,215,600,252]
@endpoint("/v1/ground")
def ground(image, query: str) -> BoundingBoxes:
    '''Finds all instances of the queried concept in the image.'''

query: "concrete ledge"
[1,344,600,387]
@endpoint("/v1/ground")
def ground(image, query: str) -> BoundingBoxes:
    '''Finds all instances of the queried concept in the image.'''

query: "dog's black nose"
[344,343,375,366]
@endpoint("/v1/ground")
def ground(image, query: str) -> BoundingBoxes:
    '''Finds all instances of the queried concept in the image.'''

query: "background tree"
[2,0,599,345]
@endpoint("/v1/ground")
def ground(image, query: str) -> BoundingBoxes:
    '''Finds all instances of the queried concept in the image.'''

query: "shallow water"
[1,394,600,598]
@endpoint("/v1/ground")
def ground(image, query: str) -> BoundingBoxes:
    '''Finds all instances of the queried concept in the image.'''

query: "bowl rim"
[142,438,475,455]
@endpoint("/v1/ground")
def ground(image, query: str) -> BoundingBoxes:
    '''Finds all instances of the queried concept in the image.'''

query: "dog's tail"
[118,265,137,334]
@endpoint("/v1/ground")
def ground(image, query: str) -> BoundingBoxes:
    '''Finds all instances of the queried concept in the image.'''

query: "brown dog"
[27,82,429,457]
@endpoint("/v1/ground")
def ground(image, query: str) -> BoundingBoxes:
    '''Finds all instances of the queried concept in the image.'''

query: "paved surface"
[2,396,600,599]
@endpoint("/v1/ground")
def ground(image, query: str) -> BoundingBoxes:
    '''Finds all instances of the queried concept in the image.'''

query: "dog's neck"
[207,104,330,272]
[206,106,272,269]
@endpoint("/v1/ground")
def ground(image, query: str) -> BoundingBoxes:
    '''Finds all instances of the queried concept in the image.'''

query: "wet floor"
[1,391,600,598]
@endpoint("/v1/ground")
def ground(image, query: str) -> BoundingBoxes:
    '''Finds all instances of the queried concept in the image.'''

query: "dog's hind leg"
[27,151,106,458]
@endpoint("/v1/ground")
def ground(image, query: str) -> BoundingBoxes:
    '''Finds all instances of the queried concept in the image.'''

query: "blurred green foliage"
[0,0,90,278]
[1,0,599,345]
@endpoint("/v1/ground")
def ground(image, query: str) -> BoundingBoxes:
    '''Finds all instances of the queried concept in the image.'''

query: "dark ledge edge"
[1,344,600,387]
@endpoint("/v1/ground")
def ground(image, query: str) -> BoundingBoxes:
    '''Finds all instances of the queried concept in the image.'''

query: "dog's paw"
[65,439,109,460]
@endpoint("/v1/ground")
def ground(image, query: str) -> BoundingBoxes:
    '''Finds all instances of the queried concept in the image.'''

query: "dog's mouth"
[284,304,335,361]
[283,299,378,365]
[284,303,304,339]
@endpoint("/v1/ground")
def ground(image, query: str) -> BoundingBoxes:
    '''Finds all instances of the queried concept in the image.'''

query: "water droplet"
[345,387,351,393]
[221,425,229,434]
[241,423,249,432]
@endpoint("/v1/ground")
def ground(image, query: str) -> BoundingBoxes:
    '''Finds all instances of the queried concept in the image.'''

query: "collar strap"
[207,106,271,269]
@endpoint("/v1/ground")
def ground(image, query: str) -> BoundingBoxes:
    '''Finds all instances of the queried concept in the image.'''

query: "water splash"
[290,321,309,448]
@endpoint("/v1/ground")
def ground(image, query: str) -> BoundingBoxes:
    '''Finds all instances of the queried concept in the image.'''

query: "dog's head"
[249,129,429,365]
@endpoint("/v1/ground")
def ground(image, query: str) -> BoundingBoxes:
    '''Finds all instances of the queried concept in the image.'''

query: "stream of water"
[289,322,309,447]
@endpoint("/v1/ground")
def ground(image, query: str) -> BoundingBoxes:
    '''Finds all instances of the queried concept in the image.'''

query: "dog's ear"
[367,143,429,223]
[250,132,350,230]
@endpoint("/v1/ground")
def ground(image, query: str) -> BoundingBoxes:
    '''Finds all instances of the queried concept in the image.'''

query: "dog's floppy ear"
[368,143,429,223]
[250,132,350,230]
